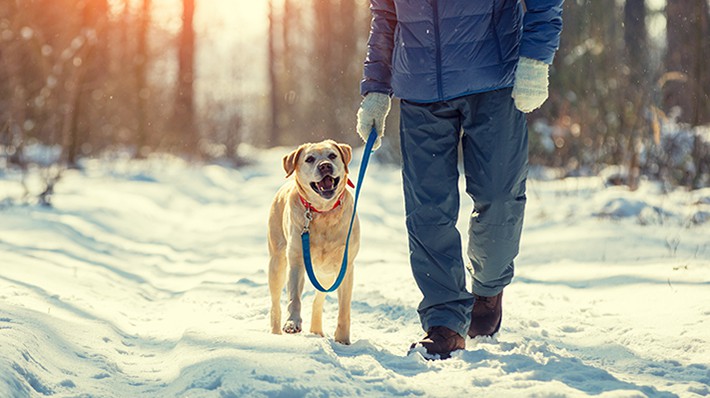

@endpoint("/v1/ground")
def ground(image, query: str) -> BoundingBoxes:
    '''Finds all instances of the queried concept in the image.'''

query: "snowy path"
[1,150,709,397]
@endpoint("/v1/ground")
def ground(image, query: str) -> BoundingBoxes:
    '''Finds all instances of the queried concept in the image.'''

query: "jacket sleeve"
[360,0,397,97]
[519,0,564,64]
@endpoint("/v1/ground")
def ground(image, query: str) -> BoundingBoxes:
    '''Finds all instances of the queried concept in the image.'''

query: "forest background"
[1,0,709,202]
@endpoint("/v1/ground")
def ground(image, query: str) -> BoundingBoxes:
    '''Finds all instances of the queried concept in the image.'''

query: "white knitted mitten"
[512,57,550,113]
[356,92,391,150]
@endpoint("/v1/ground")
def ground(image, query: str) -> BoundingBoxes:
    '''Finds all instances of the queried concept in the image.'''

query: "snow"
[1,147,709,397]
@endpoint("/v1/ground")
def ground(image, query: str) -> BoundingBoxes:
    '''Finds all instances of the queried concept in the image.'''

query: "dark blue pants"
[399,87,528,337]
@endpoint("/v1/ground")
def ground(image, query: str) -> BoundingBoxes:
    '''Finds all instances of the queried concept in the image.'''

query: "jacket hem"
[398,84,515,104]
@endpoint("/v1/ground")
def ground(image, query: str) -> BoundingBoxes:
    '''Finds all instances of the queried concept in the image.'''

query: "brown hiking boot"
[409,326,465,360]
[468,291,503,338]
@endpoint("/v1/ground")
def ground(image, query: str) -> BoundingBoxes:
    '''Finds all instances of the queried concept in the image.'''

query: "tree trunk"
[280,0,299,145]
[665,0,710,125]
[623,0,647,190]
[268,0,280,146]
[135,0,151,157]
[0,2,27,167]
[624,0,647,86]
[175,0,197,153]
[64,0,108,168]
[313,0,339,137]
[335,0,358,143]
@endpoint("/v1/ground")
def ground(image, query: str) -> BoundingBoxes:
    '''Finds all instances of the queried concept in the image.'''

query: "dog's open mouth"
[310,176,340,199]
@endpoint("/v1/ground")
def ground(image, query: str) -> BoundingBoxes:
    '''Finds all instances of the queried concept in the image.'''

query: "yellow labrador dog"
[268,140,359,345]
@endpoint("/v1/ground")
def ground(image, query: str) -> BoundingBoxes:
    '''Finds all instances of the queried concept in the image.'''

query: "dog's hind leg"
[310,291,326,337]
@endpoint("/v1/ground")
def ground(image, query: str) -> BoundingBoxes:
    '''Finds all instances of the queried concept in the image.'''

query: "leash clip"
[302,207,313,234]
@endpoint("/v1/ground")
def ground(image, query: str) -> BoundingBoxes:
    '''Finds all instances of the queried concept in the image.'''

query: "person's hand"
[512,57,550,113]
[356,92,391,151]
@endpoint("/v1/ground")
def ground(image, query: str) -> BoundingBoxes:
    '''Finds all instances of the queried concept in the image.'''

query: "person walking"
[356,0,564,359]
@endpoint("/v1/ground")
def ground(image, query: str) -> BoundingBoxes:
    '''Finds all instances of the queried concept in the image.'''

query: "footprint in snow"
[560,325,583,333]
[0,317,12,330]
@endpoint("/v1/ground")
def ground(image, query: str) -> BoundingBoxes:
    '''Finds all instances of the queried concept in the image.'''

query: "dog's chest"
[300,212,350,270]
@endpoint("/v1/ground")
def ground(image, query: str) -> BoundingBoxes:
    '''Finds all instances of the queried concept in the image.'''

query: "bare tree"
[623,0,649,190]
[312,0,337,137]
[0,1,27,168]
[135,0,151,157]
[665,0,710,125]
[174,0,197,154]
[268,0,281,146]
[63,0,109,168]
[262,0,367,147]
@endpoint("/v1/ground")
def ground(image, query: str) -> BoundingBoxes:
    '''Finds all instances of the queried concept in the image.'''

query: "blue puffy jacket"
[361,0,564,103]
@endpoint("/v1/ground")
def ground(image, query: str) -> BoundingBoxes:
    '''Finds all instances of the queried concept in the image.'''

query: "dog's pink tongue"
[318,176,335,191]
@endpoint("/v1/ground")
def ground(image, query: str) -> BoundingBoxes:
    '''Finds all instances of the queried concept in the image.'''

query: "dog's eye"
[305,156,315,163]
[328,153,337,160]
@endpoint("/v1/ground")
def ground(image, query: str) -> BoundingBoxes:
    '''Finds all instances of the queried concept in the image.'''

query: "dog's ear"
[283,146,305,178]
[336,143,352,174]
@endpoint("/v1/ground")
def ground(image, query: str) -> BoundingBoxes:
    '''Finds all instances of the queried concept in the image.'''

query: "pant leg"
[399,99,475,337]
[458,88,528,297]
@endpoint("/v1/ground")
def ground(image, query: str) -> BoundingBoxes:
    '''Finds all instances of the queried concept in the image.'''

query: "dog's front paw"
[283,320,302,334]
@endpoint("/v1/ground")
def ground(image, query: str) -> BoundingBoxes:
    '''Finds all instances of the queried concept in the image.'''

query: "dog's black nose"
[318,162,333,175]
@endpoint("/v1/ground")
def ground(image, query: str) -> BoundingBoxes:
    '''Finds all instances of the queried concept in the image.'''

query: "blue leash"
[301,127,377,293]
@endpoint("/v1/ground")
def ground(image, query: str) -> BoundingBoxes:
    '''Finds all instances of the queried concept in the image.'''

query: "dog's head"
[283,140,353,203]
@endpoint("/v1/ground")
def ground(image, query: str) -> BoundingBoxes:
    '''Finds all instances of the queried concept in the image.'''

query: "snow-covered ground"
[1,147,709,398]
